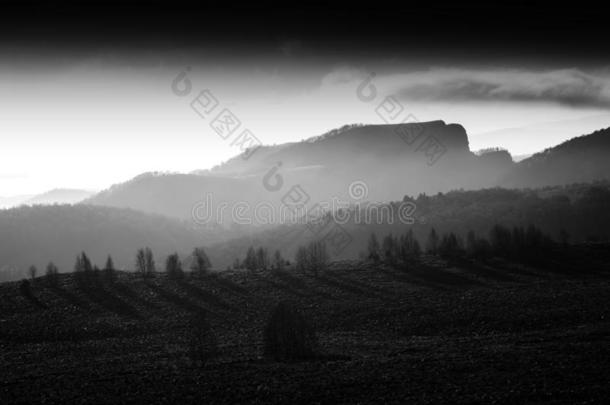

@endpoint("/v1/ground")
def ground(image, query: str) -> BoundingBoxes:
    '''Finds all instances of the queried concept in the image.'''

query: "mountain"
[85,121,511,221]
[205,182,610,269]
[506,127,610,187]
[25,188,95,205]
[471,114,610,156]
[84,122,610,226]
[84,172,264,222]
[5,123,610,280]
[0,204,213,282]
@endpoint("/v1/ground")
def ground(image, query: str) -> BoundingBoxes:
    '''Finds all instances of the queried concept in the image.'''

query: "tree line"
[26,246,213,285]
[365,223,560,266]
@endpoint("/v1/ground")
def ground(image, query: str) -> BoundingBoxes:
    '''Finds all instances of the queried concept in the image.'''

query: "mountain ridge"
[83,122,610,223]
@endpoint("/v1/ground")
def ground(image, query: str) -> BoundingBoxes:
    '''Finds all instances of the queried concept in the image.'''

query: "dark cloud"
[393,68,610,109]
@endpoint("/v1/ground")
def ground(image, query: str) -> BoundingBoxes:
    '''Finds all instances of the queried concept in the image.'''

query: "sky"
[1,1,609,196]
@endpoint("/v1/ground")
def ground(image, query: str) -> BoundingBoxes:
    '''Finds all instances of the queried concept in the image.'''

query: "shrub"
[263,301,317,361]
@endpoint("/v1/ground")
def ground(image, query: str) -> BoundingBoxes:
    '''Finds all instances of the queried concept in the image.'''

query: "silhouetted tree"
[28,265,37,281]
[307,240,328,276]
[135,248,147,277]
[382,233,396,265]
[295,246,308,273]
[256,247,270,270]
[104,255,116,283]
[367,233,380,262]
[45,262,59,285]
[166,252,184,279]
[74,252,93,282]
[426,228,439,255]
[244,246,257,271]
[294,241,328,275]
[489,224,512,258]
[144,247,155,276]
[263,301,317,362]
[190,247,211,276]
[438,232,465,260]
[397,229,421,264]
[273,250,285,271]
[465,230,492,259]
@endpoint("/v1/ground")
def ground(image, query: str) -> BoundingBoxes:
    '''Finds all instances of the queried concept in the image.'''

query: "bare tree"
[295,240,328,276]
[166,252,184,279]
[144,247,155,276]
[28,265,37,281]
[45,262,59,285]
[135,248,147,277]
[190,247,211,276]
[256,247,269,270]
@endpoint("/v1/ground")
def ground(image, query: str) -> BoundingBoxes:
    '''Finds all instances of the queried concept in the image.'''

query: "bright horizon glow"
[1,63,609,196]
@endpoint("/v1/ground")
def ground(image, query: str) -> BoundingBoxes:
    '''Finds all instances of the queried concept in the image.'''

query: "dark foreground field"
[1,258,610,404]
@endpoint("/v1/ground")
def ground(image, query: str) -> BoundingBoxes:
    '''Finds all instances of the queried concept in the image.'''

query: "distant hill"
[0,205,214,282]
[504,127,610,187]
[25,188,95,206]
[471,114,610,157]
[205,183,610,269]
[5,123,610,280]
[0,189,95,209]
[0,194,33,209]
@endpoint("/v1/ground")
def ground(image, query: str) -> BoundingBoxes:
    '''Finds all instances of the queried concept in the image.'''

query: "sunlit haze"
[2,57,609,195]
